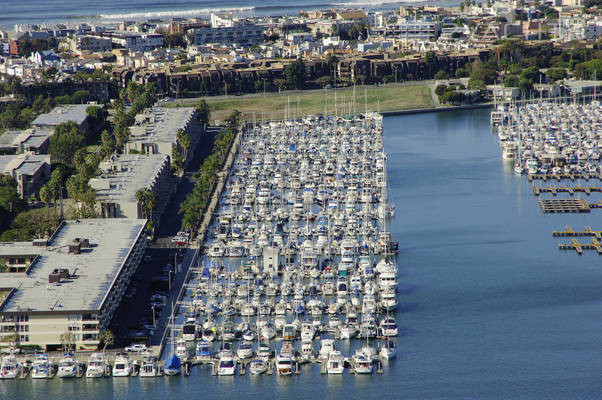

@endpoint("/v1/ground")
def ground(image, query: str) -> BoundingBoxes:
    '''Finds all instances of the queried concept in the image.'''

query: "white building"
[90,154,173,225]
[69,34,113,54]
[0,219,147,350]
[0,154,51,198]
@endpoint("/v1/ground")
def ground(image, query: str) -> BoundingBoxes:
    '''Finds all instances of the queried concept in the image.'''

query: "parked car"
[125,343,148,353]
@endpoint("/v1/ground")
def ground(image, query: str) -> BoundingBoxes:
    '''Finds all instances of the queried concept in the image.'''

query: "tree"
[435,84,448,96]
[60,331,76,352]
[136,188,157,219]
[519,77,533,95]
[504,74,520,87]
[284,59,306,89]
[455,68,468,78]
[425,51,437,67]
[0,259,8,273]
[434,70,450,80]
[195,99,211,126]
[49,122,85,166]
[99,329,114,352]
[546,68,567,82]
[86,105,104,124]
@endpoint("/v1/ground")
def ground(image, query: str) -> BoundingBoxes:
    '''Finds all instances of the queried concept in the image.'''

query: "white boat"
[195,341,213,363]
[86,353,107,378]
[236,342,254,360]
[249,359,268,375]
[340,323,357,340]
[300,322,315,342]
[326,350,345,374]
[139,355,159,377]
[300,341,314,362]
[379,340,397,360]
[276,353,293,376]
[380,290,398,311]
[112,353,132,377]
[257,342,271,360]
[31,354,51,379]
[57,353,79,378]
[182,318,197,342]
[0,353,20,379]
[260,324,276,340]
[175,339,189,361]
[353,353,373,374]
[319,338,335,359]
[380,316,398,337]
[217,354,236,376]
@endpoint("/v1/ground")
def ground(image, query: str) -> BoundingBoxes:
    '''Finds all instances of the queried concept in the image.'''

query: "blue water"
[3,109,602,399]
[0,0,457,29]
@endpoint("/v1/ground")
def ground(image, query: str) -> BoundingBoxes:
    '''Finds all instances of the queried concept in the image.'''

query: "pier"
[527,173,602,182]
[558,238,602,255]
[538,198,590,213]
[552,226,602,240]
[531,185,602,196]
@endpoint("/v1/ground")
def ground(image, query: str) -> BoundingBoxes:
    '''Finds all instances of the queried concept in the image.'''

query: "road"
[108,127,218,348]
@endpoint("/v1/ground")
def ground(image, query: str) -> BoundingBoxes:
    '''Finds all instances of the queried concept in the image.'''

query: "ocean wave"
[99,6,255,20]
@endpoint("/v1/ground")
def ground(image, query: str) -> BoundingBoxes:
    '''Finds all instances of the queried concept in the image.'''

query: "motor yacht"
[112,353,132,377]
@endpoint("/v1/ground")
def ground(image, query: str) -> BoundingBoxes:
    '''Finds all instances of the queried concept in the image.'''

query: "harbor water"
[3,109,602,398]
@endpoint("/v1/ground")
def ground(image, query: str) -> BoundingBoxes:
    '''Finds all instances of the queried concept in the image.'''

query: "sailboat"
[164,303,182,376]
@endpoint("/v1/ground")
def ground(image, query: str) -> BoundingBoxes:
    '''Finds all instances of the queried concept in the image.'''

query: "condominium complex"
[0,219,147,350]
[90,153,173,225]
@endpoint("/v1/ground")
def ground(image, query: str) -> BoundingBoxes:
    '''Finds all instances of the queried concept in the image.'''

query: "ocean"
[0,0,457,30]
[2,109,602,399]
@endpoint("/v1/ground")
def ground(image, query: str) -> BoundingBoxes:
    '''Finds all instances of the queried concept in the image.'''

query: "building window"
[19,335,29,342]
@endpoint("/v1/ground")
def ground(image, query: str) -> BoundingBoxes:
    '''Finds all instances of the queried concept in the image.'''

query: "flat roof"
[0,154,50,175]
[0,218,146,313]
[129,106,195,147]
[31,105,89,127]
[92,153,169,205]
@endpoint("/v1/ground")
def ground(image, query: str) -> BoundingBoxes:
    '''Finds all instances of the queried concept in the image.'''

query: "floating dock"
[531,185,602,196]
[558,238,602,255]
[528,173,602,182]
[552,226,602,240]
[539,198,590,213]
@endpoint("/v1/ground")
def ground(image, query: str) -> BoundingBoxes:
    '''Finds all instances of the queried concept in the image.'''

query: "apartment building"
[0,154,51,198]
[0,219,147,350]
[127,107,201,169]
[90,154,173,226]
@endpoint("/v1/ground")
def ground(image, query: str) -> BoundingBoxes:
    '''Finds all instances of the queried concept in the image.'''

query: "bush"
[435,84,448,96]
[434,70,450,80]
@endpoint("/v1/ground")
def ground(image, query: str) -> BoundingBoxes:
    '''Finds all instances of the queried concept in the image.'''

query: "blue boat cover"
[165,354,181,370]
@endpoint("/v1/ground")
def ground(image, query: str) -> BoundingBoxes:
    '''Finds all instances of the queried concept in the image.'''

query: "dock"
[552,226,602,240]
[531,185,602,196]
[527,173,602,182]
[558,238,602,255]
[539,198,590,213]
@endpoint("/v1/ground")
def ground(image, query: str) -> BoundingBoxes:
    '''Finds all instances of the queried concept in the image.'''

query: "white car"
[125,344,148,353]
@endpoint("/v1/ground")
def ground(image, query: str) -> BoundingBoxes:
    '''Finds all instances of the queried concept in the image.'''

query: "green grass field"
[165,84,433,122]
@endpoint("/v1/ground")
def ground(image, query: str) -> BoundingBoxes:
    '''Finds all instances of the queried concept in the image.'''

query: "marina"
[492,98,602,176]
[161,112,398,376]
[2,109,602,399]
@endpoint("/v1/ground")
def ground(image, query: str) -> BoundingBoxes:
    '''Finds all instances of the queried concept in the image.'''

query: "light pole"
[152,305,156,327]
[168,269,173,291]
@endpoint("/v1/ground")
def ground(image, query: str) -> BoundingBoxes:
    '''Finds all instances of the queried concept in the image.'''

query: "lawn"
[164,84,433,122]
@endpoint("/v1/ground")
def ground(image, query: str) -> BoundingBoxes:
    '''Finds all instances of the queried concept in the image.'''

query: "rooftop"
[0,218,146,313]
[91,153,170,204]
[129,106,195,146]
[31,104,90,127]
[0,154,50,176]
